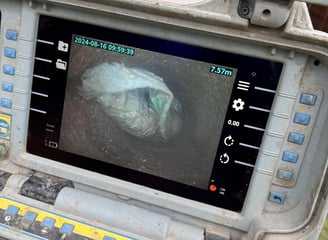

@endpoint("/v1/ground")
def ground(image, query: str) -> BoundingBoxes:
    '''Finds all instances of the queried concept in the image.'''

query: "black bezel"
[27,15,282,212]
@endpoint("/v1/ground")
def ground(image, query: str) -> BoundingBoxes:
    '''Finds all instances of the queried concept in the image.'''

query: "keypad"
[0,197,136,240]
[270,91,319,205]
[2,30,18,116]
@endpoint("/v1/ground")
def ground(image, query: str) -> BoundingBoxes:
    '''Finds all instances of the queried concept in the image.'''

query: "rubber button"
[4,47,16,58]
[2,82,13,92]
[268,192,286,205]
[24,211,37,222]
[42,217,56,228]
[6,205,19,216]
[1,98,12,109]
[299,93,317,106]
[288,132,305,145]
[61,223,74,234]
[6,30,18,41]
[3,65,15,76]
[277,169,293,181]
[294,113,311,126]
[103,236,116,240]
[282,151,299,163]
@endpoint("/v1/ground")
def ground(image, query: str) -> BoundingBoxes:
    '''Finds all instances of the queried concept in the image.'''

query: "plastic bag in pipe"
[78,62,182,141]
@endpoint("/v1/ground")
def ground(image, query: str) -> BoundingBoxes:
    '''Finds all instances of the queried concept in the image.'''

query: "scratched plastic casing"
[0,0,326,240]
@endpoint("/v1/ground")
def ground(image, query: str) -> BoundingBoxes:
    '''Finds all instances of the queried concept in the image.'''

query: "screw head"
[241,6,250,16]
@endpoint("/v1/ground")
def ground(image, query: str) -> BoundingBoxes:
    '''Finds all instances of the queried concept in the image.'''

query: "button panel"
[0,197,138,240]
[1,28,18,136]
[271,90,322,195]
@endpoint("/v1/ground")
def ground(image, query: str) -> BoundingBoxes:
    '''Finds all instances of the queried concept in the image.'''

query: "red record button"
[209,184,217,192]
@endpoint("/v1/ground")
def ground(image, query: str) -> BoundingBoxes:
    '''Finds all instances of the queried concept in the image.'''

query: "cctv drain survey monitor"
[0,0,328,239]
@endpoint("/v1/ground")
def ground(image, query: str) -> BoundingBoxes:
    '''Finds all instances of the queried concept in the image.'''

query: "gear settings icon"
[232,98,245,111]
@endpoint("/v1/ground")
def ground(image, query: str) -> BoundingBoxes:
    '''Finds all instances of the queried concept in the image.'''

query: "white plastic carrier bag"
[78,62,182,141]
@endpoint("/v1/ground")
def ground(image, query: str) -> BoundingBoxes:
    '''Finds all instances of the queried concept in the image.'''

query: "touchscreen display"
[27,15,282,211]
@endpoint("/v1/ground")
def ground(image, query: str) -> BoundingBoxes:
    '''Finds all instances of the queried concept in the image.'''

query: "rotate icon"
[224,135,234,147]
[219,153,230,164]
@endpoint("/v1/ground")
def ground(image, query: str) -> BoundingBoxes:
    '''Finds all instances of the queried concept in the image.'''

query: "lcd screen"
[27,15,282,211]
[59,35,236,189]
